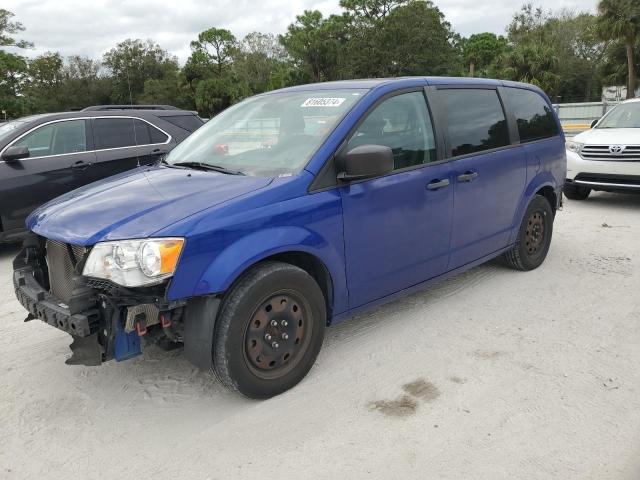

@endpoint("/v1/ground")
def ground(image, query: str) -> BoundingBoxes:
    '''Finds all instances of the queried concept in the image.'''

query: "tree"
[59,55,112,109]
[195,75,248,117]
[280,10,347,82]
[23,52,64,112]
[343,0,458,78]
[500,42,561,95]
[234,32,291,93]
[597,0,640,98]
[498,4,605,102]
[189,28,237,75]
[460,33,508,77]
[0,9,32,117]
[339,0,409,22]
[103,39,179,104]
[0,8,32,48]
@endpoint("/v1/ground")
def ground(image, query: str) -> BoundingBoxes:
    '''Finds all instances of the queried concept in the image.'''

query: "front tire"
[213,261,326,399]
[563,184,591,200]
[503,195,554,271]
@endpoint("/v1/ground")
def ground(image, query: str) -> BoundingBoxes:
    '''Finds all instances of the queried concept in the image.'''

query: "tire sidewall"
[517,196,554,270]
[214,264,326,399]
[564,184,590,200]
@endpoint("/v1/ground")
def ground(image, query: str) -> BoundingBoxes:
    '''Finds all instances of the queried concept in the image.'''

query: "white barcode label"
[301,97,346,108]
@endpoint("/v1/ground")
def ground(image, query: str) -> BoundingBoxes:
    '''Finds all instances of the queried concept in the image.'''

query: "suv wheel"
[503,195,554,271]
[563,184,591,200]
[213,261,326,399]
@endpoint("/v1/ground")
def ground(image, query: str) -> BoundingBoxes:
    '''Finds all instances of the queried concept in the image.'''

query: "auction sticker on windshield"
[301,97,346,107]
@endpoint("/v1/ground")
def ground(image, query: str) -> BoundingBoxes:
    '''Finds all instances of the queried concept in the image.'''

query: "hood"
[573,128,640,144]
[28,166,273,246]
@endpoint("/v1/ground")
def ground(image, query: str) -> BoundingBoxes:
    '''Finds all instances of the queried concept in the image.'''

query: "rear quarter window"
[505,88,559,142]
[160,115,204,133]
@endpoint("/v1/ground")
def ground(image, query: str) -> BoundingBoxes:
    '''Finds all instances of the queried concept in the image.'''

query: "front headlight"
[83,238,184,287]
[566,141,584,154]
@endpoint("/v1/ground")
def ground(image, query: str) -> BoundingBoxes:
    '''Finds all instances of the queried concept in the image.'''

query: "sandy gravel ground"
[1,192,639,480]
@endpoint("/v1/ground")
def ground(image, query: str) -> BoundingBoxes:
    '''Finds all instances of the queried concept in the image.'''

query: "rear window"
[161,114,203,132]
[93,118,168,149]
[505,88,559,142]
[439,89,510,157]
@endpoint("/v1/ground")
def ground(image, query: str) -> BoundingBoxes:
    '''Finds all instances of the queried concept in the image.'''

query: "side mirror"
[337,144,394,181]
[590,118,599,128]
[2,145,30,162]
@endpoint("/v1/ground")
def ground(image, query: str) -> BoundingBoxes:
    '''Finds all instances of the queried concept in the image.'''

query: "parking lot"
[1,192,639,480]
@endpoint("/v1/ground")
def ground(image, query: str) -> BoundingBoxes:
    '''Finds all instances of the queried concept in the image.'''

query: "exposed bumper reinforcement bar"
[13,267,100,338]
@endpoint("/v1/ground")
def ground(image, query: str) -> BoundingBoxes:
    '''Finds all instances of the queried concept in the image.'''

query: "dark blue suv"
[13,77,566,398]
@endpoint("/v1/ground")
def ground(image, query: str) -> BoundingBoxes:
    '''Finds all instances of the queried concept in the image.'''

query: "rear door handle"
[457,171,479,182]
[71,160,91,171]
[426,178,450,190]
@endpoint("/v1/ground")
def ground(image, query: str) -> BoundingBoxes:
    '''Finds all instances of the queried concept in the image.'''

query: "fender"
[509,171,558,244]
[173,226,348,316]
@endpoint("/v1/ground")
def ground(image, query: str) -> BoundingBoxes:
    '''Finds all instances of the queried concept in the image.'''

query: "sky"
[4,0,598,64]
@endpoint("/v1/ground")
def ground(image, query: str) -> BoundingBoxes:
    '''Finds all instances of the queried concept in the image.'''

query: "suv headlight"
[566,140,584,153]
[83,238,184,287]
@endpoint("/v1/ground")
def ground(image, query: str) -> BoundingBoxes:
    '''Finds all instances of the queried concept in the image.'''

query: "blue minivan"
[13,77,566,398]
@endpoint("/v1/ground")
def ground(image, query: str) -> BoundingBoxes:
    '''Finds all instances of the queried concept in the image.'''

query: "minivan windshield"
[165,89,367,176]
[597,102,640,129]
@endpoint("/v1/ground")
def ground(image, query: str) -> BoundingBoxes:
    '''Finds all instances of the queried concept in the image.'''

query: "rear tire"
[213,261,326,399]
[503,195,554,271]
[563,184,591,200]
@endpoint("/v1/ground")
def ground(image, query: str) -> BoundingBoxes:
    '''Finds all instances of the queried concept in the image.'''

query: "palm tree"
[598,0,640,98]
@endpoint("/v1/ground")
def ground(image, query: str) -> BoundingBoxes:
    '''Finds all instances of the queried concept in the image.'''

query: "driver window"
[347,91,436,169]
[13,120,87,158]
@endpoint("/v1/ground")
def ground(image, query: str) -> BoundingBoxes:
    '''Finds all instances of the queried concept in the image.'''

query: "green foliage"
[496,4,606,101]
[279,10,347,82]
[597,0,640,97]
[195,75,249,117]
[0,50,28,117]
[344,0,458,77]
[0,8,32,48]
[2,3,640,118]
[339,0,409,21]
[188,28,237,76]
[103,39,179,104]
[460,33,508,77]
[501,42,561,95]
[233,33,290,93]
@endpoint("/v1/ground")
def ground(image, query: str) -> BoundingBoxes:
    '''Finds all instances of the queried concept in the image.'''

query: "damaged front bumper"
[12,238,187,366]
[14,267,100,337]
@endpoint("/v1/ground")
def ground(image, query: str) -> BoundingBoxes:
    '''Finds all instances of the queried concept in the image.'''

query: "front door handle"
[457,171,479,182]
[426,178,450,190]
[71,160,91,171]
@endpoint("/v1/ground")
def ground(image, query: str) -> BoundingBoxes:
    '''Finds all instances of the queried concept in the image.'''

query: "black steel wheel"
[503,195,554,271]
[244,291,312,380]
[524,211,545,256]
[213,261,326,399]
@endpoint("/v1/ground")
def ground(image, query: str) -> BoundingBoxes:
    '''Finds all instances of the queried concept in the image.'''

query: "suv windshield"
[165,89,367,176]
[597,102,640,129]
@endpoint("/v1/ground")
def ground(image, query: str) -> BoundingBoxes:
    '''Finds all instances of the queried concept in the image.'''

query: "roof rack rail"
[82,105,181,111]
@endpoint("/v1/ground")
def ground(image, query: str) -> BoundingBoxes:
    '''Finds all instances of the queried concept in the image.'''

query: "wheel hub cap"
[245,294,306,373]
[525,212,545,255]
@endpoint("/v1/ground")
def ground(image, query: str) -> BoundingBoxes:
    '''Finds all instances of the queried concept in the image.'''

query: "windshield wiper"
[171,161,245,175]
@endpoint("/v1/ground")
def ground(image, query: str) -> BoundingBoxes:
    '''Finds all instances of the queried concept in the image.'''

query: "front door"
[340,90,454,308]
[436,88,526,269]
